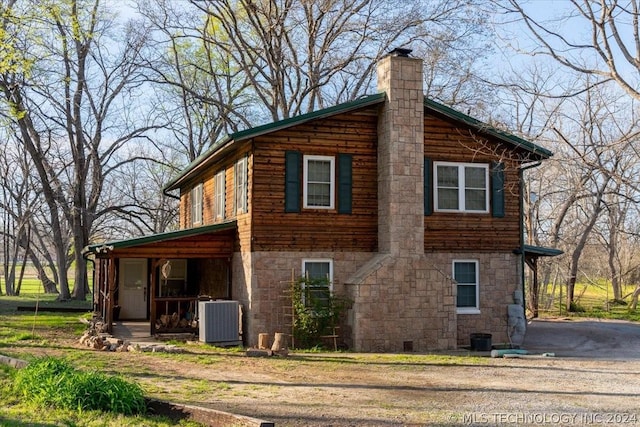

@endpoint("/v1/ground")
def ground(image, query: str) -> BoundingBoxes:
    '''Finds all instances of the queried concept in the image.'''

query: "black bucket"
[470,333,492,351]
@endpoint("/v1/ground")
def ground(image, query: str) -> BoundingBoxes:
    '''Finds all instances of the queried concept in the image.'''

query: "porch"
[84,221,238,335]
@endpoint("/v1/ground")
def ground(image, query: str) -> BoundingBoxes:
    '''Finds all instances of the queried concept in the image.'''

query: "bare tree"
[525,80,639,311]
[136,0,494,165]
[0,0,160,300]
[497,0,640,101]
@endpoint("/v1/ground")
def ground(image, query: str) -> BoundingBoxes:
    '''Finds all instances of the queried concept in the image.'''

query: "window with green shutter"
[338,154,352,214]
[491,161,505,218]
[285,151,301,212]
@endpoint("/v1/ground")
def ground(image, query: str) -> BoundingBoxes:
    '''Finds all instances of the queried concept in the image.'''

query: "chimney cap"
[389,47,412,57]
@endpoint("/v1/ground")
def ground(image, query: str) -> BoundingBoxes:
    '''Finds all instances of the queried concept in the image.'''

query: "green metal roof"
[83,220,237,255]
[164,93,386,192]
[423,98,553,159]
[516,244,564,257]
[164,92,552,192]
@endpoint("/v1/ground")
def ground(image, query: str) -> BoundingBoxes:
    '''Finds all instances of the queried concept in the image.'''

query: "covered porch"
[84,221,237,335]
[516,244,564,318]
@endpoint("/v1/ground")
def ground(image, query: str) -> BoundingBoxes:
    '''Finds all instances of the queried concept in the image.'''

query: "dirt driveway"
[6,318,640,426]
[135,318,640,426]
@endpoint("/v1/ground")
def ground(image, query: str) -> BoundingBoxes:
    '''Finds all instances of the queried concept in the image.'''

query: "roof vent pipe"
[389,47,412,57]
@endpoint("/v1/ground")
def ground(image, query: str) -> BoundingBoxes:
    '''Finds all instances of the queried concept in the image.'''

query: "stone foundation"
[232,250,522,351]
[231,251,374,348]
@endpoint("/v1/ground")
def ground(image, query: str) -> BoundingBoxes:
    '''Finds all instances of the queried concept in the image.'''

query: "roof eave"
[163,93,386,192]
[514,244,564,257]
[83,220,238,255]
[163,136,234,193]
[423,98,553,160]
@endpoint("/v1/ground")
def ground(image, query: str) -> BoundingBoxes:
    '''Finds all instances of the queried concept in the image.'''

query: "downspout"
[519,161,542,313]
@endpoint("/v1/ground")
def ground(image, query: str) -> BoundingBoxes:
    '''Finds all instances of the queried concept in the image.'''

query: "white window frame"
[190,183,203,226]
[214,170,226,221]
[434,162,489,213]
[301,259,334,307]
[235,157,248,214]
[303,155,335,209]
[453,259,480,314]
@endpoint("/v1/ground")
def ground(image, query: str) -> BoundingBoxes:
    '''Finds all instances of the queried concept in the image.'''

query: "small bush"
[569,301,586,312]
[13,357,146,415]
[291,277,351,349]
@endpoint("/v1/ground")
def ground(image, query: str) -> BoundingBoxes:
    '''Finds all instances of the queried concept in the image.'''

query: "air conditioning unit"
[198,300,242,345]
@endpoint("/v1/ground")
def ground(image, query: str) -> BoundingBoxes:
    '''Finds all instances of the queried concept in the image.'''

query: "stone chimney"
[376,48,424,255]
[345,49,457,352]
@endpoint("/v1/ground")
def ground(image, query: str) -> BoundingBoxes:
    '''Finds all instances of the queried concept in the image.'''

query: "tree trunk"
[566,176,609,311]
[71,252,87,300]
[629,285,640,311]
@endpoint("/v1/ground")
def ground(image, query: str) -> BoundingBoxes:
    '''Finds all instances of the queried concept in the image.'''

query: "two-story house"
[85,50,554,352]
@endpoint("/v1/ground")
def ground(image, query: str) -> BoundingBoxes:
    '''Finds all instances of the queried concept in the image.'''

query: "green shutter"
[285,151,301,213]
[424,157,432,216]
[491,161,505,218]
[338,154,352,214]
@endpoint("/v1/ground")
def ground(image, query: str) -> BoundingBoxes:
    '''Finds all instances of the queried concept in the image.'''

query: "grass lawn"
[0,296,206,426]
[0,278,638,426]
[537,281,640,321]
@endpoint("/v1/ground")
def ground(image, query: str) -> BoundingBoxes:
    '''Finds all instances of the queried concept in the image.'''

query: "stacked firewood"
[155,312,195,330]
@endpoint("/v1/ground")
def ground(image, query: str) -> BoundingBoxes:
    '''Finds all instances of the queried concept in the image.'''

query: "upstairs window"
[235,157,248,214]
[190,183,203,226]
[434,162,488,213]
[214,170,225,220]
[454,260,480,314]
[303,155,335,209]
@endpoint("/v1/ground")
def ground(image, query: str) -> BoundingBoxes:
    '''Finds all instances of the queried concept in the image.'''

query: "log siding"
[177,108,528,254]
[423,113,524,252]
[250,110,379,252]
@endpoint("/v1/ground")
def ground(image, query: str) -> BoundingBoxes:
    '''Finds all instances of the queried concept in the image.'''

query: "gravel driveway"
[7,317,640,426]
[172,318,640,426]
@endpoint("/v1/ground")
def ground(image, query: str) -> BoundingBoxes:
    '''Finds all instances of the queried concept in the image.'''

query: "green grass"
[0,360,203,426]
[537,281,640,321]
[13,357,146,415]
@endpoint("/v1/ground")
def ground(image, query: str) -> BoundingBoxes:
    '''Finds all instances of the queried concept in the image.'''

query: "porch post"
[107,257,116,333]
[150,258,157,335]
[226,257,232,299]
[99,259,108,319]
[525,256,539,318]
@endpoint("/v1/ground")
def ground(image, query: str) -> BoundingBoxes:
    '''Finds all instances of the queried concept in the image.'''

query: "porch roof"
[83,221,237,259]
[514,244,564,258]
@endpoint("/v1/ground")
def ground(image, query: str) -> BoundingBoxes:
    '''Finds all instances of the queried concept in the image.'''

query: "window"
[302,259,333,308]
[453,260,480,313]
[190,183,203,226]
[235,157,247,214]
[303,155,335,209]
[435,162,488,213]
[214,170,225,220]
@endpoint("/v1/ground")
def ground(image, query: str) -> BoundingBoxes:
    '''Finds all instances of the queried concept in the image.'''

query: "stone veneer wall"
[345,254,458,352]
[231,251,375,349]
[231,250,521,350]
[231,251,253,347]
[454,252,523,347]
[376,54,424,255]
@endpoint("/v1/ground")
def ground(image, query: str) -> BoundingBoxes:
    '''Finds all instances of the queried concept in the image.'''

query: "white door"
[118,258,148,319]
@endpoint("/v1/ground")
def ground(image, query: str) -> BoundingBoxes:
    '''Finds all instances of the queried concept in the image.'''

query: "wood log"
[246,348,273,357]
[271,332,287,351]
[258,333,270,350]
